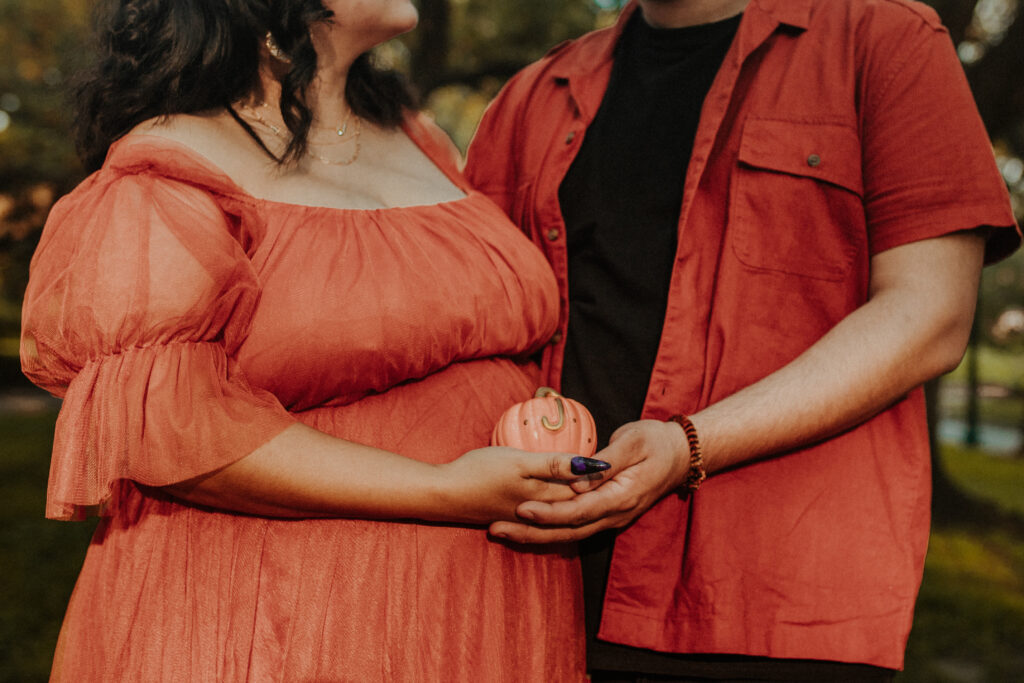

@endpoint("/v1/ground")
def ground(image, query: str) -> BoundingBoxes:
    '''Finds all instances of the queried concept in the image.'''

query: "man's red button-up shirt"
[466,0,1020,669]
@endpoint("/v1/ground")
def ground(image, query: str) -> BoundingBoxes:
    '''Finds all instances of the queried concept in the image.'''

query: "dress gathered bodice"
[238,193,557,410]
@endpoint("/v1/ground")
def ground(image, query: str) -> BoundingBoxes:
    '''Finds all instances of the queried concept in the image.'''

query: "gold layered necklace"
[240,101,362,166]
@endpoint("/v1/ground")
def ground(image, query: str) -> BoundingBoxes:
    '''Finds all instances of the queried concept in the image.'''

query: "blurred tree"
[0,0,89,338]
[405,0,610,94]
[0,0,87,188]
[398,0,623,149]
[0,1,624,334]
[926,0,1023,163]
[980,249,1024,458]
[922,0,1024,507]
[1,0,1022,459]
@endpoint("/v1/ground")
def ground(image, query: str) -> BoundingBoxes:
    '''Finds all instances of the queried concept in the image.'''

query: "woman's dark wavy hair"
[72,0,417,171]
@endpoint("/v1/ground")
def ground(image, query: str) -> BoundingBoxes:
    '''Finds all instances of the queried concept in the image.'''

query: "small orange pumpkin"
[491,387,597,457]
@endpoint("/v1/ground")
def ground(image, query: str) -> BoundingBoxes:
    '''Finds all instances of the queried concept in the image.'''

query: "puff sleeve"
[21,170,296,520]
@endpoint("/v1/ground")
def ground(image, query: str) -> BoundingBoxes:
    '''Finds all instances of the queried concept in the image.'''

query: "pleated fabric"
[22,114,585,682]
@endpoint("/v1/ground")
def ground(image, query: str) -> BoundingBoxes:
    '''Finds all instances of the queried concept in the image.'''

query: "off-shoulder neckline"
[107,116,474,214]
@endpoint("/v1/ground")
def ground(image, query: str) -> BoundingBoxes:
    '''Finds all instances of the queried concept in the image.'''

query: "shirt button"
[550,332,564,344]
[807,153,821,167]
[565,131,576,144]
[546,228,560,241]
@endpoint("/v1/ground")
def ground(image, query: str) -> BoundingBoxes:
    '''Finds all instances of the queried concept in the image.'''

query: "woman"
[21,0,591,679]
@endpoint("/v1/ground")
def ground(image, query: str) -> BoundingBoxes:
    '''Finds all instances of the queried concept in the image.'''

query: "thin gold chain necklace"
[240,102,362,166]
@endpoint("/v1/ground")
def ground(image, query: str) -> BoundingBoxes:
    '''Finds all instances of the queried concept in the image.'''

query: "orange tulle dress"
[20,115,585,682]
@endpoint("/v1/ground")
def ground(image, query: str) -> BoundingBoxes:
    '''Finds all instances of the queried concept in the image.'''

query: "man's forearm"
[692,230,986,474]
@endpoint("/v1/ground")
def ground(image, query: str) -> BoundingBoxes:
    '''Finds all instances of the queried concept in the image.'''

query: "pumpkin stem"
[541,397,566,432]
[535,387,561,399]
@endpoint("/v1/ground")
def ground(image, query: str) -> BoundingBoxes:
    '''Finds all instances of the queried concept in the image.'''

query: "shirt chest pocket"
[729,118,867,282]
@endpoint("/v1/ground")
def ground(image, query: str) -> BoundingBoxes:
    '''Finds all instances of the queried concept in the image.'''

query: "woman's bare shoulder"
[126,111,275,188]
[131,110,233,145]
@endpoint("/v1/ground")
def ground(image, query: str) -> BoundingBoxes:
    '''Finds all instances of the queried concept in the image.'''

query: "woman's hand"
[433,447,589,525]
[163,424,603,525]
[488,419,691,543]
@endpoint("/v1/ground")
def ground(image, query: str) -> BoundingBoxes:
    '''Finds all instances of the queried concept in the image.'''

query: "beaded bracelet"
[668,415,707,492]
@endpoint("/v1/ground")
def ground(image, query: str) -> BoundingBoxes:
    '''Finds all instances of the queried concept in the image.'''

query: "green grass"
[0,412,97,683]
[1,414,1022,681]
[941,446,1024,517]
[941,345,1024,428]
[942,394,1023,428]
[898,444,1024,682]
[946,345,1024,389]
[902,529,1024,682]
[0,302,24,340]
[0,337,20,359]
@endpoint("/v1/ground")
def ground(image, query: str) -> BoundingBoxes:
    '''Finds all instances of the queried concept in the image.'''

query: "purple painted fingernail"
[571,456,611,475]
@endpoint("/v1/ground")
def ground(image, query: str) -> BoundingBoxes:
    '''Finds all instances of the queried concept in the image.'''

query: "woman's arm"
[165,422,584,524]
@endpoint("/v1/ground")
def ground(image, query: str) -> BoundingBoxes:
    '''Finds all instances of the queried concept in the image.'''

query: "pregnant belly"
[293,357,541,464]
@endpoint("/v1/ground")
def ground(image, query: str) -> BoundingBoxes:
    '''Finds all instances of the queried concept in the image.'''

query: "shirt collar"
[753,0,812,30]
[550,0,810,80]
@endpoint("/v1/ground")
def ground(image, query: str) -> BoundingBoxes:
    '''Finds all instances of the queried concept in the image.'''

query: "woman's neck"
[253,62,354,130]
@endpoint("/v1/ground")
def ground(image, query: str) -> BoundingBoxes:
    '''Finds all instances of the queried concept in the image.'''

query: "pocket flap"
[738,118,863,196]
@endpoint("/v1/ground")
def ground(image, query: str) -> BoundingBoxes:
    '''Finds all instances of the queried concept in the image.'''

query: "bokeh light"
[0,93,22,112]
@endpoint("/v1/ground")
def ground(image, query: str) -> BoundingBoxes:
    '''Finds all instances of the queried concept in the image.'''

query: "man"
[465,0,1021,680]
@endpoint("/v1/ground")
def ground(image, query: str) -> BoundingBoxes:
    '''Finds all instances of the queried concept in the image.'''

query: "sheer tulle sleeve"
[21,170,296,520]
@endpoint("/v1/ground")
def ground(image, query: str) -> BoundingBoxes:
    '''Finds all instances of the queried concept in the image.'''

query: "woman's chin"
[387,6,420,38]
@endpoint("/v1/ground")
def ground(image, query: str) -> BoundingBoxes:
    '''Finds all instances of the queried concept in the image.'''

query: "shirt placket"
[539,70,613,389]
[639,7,789,419]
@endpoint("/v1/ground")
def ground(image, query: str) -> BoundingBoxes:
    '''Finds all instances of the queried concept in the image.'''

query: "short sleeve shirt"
[465,0,1020,669]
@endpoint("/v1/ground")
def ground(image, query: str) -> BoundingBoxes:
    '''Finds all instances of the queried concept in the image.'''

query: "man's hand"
[488,419,691,544]
[488,232,988,545]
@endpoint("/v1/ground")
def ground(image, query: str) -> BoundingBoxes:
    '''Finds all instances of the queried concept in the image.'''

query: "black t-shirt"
[558,11,735,450]
[557,12,894,680]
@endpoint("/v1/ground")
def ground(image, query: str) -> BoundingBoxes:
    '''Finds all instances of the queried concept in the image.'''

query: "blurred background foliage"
[0,0,1022,681]
[1,0,1022,348]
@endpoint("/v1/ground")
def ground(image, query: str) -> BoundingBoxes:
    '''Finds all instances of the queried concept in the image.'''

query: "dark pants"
[589,666,898,683]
